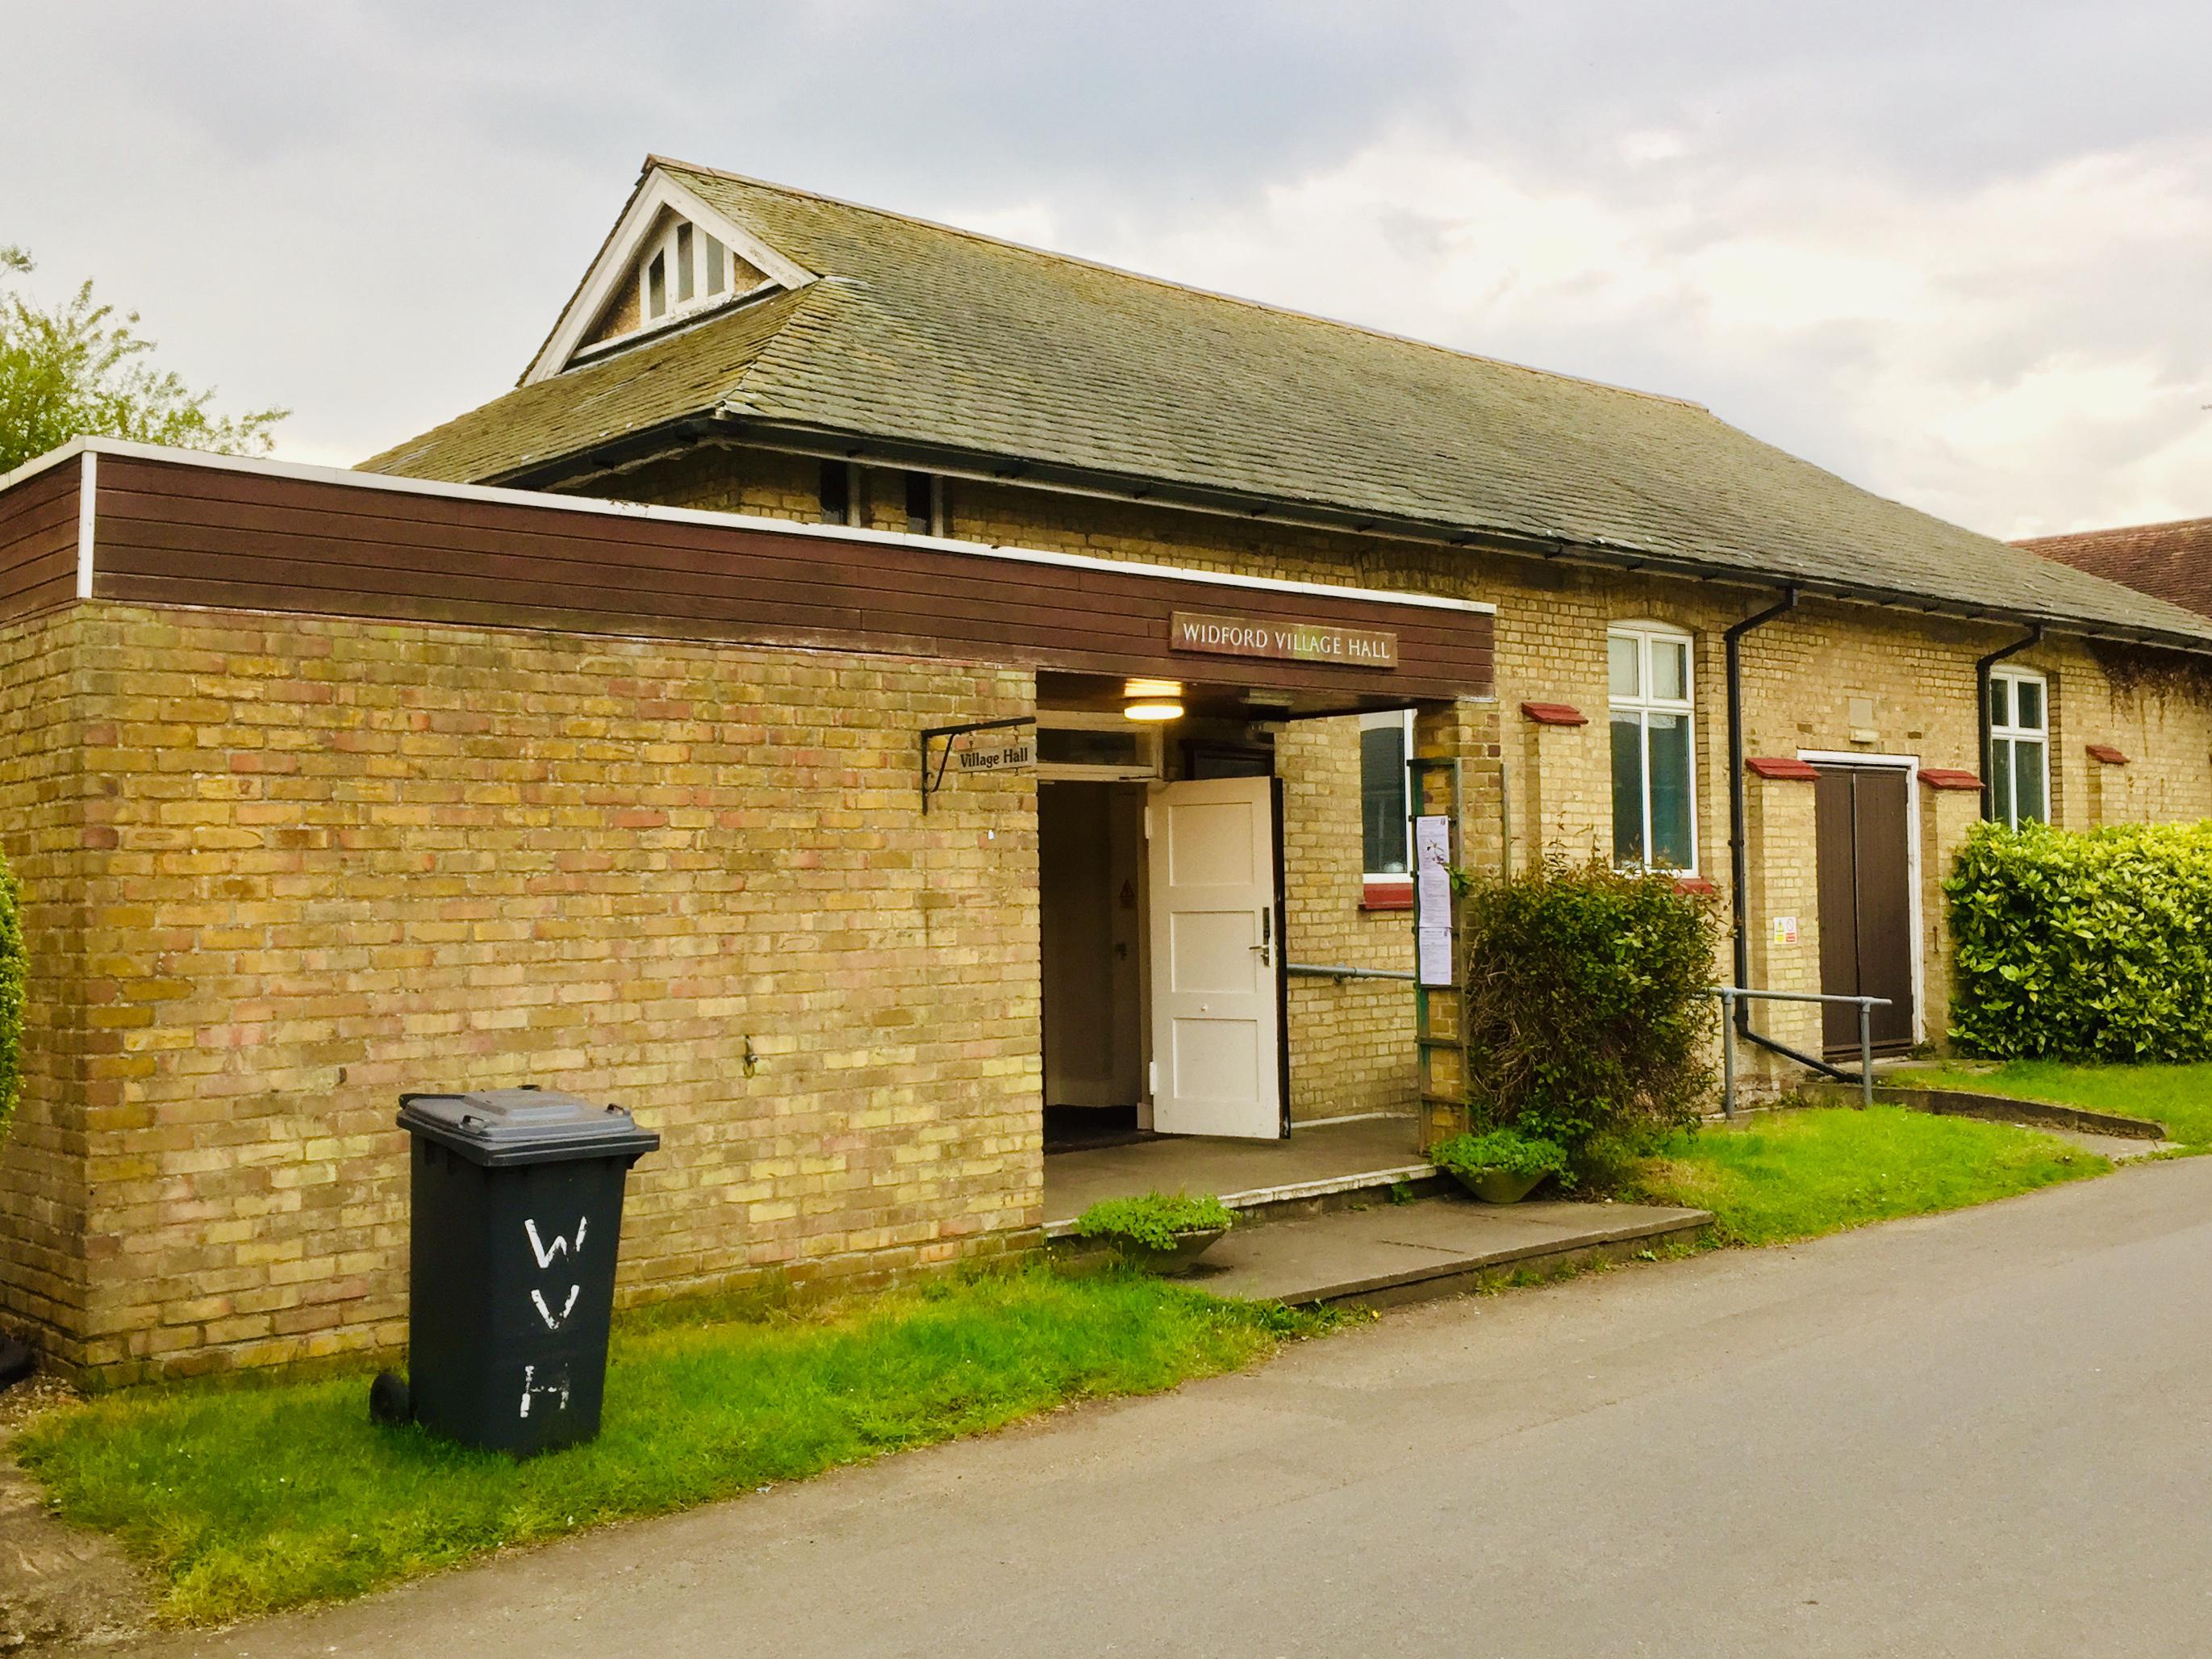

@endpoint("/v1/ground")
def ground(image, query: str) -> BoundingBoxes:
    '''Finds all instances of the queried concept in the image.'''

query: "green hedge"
[1947,819,2212,1061]
[1461,855,1721,1174]
[0,851,19,1131]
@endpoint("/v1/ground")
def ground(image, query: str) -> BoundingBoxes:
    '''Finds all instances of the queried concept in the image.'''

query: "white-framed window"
[1359,710,1414,883]
[1609,623,1698,873]
[639,215,735,328]
[1988,666,2049,828]
[1036,712,1162,781]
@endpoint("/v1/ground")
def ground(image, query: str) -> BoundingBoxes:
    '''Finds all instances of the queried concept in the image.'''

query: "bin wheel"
[369,1370,412,1427]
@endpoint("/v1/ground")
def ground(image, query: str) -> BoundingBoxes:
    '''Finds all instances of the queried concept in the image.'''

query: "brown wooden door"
[1812,766,1916,1056]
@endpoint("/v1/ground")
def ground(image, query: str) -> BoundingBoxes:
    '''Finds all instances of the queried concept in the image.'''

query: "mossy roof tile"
[361,161,2212,647]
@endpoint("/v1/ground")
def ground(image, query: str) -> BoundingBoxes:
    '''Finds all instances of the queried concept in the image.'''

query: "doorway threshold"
[1042,1115,1432,1235]
[1042,1105,1153,1154]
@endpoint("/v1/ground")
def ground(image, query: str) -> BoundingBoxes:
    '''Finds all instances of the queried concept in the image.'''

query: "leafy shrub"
[1948,818,2212,1061]
[0,851,19,1134]
[1428,1127,1568,1183]
[1073,1192,1234,1252]
[1461,855,1721,1175]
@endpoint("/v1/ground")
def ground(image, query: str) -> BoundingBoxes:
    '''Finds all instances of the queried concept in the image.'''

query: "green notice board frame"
[1408,757,1467,1146]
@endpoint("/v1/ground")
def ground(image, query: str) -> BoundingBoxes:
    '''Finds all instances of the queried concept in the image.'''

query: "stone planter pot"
[1446,1168,1547,1205]
[1117,1226,1229,1275]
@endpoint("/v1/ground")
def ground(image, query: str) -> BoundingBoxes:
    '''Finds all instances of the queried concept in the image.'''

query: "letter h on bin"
[394,1089,658,1456]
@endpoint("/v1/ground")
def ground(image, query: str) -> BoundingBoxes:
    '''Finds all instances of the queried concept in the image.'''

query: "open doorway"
[1039,780,1146,1150]
[1038,770,1289,1151]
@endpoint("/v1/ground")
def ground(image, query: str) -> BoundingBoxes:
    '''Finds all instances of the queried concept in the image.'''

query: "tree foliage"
[1461,855,1722,1176]
[0,246,286,474]
[1948,819,2212,1061]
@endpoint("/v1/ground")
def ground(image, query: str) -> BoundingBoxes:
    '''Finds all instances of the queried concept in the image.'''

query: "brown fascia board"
[494,412,2212,660]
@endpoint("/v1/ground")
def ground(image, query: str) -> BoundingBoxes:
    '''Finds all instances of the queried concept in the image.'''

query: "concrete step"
[1171,1192,1713,1309]
[1044,1158,1446,1240]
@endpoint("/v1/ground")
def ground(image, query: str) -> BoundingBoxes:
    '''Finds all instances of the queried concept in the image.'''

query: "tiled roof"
[2015,517,2212,624]
[362,283,813,487]
[361,158,2212,650]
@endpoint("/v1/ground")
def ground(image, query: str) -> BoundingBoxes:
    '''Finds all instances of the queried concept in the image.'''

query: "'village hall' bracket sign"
[919,717,1035,814]
[1170,610,1399,669]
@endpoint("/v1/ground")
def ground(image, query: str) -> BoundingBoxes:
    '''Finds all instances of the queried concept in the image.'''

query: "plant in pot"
[1428,1126,1570,1204]
[1073,1191,1235,1274]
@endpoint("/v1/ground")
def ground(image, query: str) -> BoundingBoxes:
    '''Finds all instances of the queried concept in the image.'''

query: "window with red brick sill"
[1359,709,1415,896]
[1609,623,1699,876]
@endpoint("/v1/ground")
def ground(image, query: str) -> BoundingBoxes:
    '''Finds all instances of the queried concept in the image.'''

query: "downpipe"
[1722,585,1855,1082]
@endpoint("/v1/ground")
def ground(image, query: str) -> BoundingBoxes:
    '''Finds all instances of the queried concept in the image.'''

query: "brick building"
[6,156,2212,1380]
[2018,516,2212,623]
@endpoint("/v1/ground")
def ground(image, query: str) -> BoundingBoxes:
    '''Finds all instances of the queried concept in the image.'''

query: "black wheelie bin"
[385,1087,659,1456]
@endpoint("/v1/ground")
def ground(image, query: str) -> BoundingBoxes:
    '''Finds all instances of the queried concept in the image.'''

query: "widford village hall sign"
[1170,610,1399,669]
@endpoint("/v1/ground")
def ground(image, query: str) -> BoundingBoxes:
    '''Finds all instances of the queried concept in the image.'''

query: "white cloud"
[1618,128,1693,167]
[1036,129,2212,539]
[10,4,2202,545]
[941,203,1064,251]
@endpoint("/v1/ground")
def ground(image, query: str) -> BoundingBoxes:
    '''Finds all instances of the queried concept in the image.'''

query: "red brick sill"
[1360,879,1414,912]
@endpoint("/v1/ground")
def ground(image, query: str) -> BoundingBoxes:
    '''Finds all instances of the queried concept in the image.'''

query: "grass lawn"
[1893,1060,2212,1148]
[15,1265,1331,1627]
[1620,1105,2110,1247]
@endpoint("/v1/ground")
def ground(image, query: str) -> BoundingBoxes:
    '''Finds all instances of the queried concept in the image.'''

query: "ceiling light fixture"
[1122,678,1184,722]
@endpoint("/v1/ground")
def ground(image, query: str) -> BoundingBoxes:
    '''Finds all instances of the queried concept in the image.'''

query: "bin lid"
[396,1088,661,1168]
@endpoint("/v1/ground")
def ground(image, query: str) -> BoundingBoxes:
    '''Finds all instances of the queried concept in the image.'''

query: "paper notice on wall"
[1413,814,1452,923]
[1417,924,1454,988]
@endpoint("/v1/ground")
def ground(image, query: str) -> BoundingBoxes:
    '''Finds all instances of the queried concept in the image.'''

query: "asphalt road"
[137,1157,2212,1658]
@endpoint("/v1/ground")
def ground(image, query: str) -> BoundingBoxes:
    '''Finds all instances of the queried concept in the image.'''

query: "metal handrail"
[1286,963,1419,983]
[1709,985,1892,1117]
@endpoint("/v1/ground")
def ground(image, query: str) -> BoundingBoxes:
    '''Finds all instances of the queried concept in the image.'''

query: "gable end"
[522,165,816,386]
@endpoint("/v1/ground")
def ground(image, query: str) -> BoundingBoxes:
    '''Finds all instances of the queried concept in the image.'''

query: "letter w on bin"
[387,1089,658,1456]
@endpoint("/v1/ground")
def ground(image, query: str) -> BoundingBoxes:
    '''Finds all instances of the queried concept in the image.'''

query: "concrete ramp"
[1188,1194,1712,1308]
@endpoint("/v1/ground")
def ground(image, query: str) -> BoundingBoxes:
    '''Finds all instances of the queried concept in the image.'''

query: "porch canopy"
[2,441,1496,714]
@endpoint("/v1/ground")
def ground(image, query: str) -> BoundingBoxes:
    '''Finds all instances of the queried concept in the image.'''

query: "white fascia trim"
[0,435,93,495]
[0,437,104,599]
[75,449,97,599]
[523,169,817,387]
[21,437,1500,616]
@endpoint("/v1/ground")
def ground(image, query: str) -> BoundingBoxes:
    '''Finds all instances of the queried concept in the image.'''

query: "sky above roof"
[7,1,2206,540]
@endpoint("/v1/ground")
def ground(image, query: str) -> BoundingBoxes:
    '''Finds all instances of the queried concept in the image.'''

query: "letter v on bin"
[385,1088,659,1456]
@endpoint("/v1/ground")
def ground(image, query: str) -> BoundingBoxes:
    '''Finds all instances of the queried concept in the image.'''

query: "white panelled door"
[1146,777,1283,1138]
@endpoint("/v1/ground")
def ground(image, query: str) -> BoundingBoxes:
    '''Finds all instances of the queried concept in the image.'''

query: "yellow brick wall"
[12,445,2212,1375]
[587,445,2212,1083]
[2,602,1042,1381]
[0,608,94,1353]
[1742,775,1825,1066]
[1276,718,1417,1121]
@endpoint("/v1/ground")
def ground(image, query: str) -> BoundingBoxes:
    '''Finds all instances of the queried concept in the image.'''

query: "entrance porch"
[1041,1114,1429,1233]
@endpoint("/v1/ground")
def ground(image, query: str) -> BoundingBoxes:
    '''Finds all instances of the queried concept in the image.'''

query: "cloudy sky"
[6,1,2206,537]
